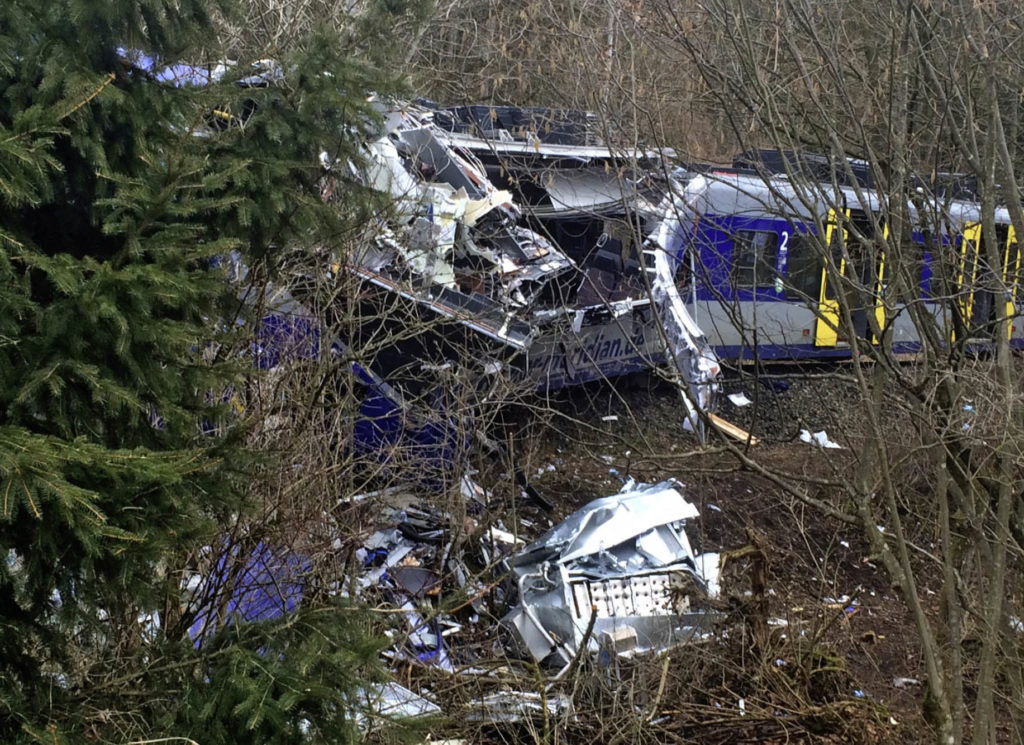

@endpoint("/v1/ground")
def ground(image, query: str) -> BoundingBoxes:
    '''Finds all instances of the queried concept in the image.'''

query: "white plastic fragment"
[728,392,753,407]
[486,526,523,548]
[466,690,573,723]
[357,682,441,721]
[799,429,842,449]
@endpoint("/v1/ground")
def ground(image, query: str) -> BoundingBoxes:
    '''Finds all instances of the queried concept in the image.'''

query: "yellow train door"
[815,208,848,347]
[954,222,982,341]
[1002,224,1020,339]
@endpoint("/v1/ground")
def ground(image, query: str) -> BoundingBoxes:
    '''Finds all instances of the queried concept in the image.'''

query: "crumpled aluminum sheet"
[503,480,720,668]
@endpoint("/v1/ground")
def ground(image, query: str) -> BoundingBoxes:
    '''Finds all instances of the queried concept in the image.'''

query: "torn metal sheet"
[439,129,669,164]
[502,480,720,668]
[465,690,574,724]
[391,566,442,597]
[538,168,642,216]
[642,197,722,428]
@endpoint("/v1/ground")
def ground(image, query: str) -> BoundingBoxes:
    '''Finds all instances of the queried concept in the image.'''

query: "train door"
[871,224,888,344]
[954,221,1017,341]
[815,208,847,347]
[956,222,983,339]
[816,207,888,347]
[1002,224,1020,339]
[845,209,889,345]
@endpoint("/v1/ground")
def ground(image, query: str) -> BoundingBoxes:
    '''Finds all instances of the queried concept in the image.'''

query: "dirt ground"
[489,372,936,743]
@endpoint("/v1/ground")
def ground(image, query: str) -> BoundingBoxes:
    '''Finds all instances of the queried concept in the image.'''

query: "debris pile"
[345,477,721,674]
[183,476,723,727]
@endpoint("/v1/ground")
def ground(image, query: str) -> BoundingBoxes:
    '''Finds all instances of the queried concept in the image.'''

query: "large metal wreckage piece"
[430,103,721,417]
[341,102,575,351]
[332,101,720,427]
[502,479,721,670]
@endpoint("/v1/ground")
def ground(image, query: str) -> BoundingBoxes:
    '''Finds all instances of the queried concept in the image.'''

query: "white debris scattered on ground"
[799,429,842,449]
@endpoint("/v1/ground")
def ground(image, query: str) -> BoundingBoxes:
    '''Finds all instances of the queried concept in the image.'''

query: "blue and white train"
[676,166,1022,361]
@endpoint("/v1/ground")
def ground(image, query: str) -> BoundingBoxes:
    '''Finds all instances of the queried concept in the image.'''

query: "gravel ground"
[716,366,864,443]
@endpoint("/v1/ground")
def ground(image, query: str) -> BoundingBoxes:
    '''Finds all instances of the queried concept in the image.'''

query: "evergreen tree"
[0,1,422,741]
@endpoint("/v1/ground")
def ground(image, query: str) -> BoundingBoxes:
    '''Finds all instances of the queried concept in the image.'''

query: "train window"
[731,230,778,289]
[783,233,822,302]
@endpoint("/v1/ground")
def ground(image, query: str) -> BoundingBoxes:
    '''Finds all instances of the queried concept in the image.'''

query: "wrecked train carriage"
[428,105,720,412]
[338,103,719,420]
[124,53,719,406]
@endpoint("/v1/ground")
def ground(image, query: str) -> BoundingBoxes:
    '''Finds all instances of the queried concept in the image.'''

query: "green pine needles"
[0,1,422,742]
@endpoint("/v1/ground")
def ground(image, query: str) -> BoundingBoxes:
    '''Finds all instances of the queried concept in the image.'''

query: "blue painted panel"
[691,214,819,305]
[350,363,468,481]
[189,541,310,644]
[255,312,321,369]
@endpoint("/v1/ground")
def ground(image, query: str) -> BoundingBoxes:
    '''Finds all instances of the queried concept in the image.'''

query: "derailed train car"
[674,154,1023,361]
